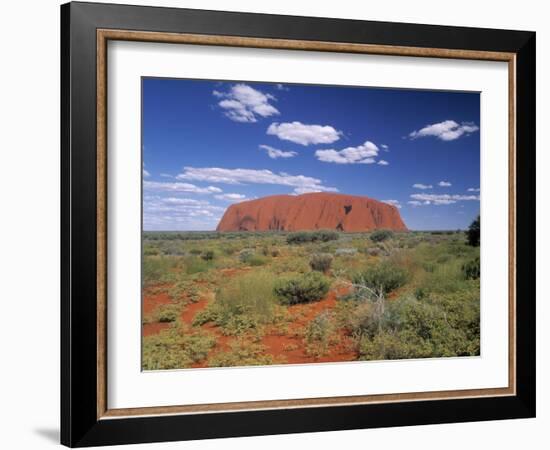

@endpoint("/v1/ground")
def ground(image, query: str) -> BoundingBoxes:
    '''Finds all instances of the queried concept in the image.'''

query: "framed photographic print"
[61,2,536,447]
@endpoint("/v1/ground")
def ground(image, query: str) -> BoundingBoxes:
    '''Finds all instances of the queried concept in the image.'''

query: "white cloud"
[413,183,433,190]
[438,181,452,187]
[382,199,401,209]
[315,141,379,164]
[177,166,337,195]
[267,121,341,146]
[468,187,480,192]
[213,84,279,123]
[143,168,150,177]
[160,173,173,178]
[377,160,389,166]
[275,83,289,91]
[144,180,222,194]
[409,120,479,141]
[143,196,225,231]
[214,193,248,202]
[410,193,480,205]
[259,144,298,159]
[381,144,389,151]
[408,200,422,206]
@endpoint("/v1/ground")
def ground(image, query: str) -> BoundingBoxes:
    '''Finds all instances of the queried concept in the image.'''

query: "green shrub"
[466,215,480,246]
[208,339,276,367]
[201,250,215,261]
[142,326,216,370]
[286,230,339,244]
[183,256,210,274]
[462,256,480,280]
[274,272,330,305]
[193,271,278,334]
[370,229,394,243]
[238,248,255,263]
[309,253,333,273]
[143,257,177,286]
[352,262,408,298]
[304,311,336,357]
[155,304,181,323]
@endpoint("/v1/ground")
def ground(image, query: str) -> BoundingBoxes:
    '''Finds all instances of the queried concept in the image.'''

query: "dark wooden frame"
[61,1,536,447]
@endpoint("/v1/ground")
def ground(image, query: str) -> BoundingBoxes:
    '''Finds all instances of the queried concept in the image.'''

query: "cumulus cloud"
[410,193,480,205]
[143,196,225,231]
[259,144,298,159]
[468,187,480,192]
[143,180,222,194]
[213,84,279,123]
[438,181,452,187]
[315,141,379,164]
[378,160,389,166]
[267,121,341,146]
[413,183,433,190]
[177,166,337,195]
[382,199,401,209]
[214,193,248,202]
[409,120,479,141]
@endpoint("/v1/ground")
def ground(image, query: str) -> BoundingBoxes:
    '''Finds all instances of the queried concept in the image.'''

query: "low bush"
[335,247,358,256]
[143,257,178,286]
[201,250,215,261]
[155,304,181,323]
[286,229,339,245]
[352,262,408,298]
[193,271,278,334]
[142,326,216,370]
[304,311,337,357]
[274,272,331,305]
[309,253,333,273]
[183,256,210,274]
[238,248,255,263]
[208,339,276,367]
[462,256,480,280]
[370,229,394,243]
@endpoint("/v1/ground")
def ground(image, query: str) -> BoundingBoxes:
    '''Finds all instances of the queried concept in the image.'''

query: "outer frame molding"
[61,2,535,447]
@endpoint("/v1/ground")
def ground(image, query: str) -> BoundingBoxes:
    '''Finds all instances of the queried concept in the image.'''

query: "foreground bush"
[352,262,408,298]
[274,272,330,305]
[286,229,339,245]
[208,339,276,367]
[193,271,278,334]
[142,326,216,370]
[143,257,178,286]
[309,253,333,273]
[462,256,480,280]
[304,311,337,357]
[370,229,394,243]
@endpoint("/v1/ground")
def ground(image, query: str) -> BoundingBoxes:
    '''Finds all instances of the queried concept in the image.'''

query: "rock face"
[216,192,407,232]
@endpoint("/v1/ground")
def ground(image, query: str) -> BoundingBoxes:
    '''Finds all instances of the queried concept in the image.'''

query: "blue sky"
[142,78,480,231]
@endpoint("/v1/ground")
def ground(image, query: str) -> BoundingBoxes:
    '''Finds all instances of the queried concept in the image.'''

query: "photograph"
[141,78,481,370]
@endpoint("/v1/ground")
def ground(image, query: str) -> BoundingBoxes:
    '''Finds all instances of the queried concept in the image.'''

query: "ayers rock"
[216,192,407,232]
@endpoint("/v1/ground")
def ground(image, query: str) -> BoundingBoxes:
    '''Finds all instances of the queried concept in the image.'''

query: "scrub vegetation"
[142,220,480,370]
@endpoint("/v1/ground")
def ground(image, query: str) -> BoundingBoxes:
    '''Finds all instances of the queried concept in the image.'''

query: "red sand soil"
[217,192,407,232]
[260,287,357,364]
[142,288,172,315]
[143,278,359,366]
